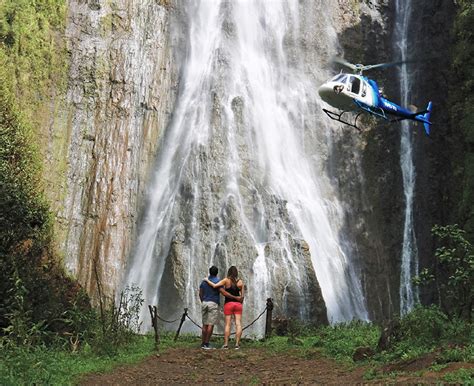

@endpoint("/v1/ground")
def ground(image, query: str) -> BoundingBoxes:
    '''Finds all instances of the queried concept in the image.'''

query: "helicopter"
[318,58,432,135]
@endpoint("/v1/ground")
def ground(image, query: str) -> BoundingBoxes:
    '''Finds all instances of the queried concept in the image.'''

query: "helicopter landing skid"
[322,109,362,132]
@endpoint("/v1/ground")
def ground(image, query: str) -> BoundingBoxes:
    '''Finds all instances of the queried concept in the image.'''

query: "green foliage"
[2,271,49,347]
[442,367,474,384]
[263,308,471,368]
[0,0,77,347]
[250,319,380,363]
[0,70,51,256]
[363,366,381,380]
[0,0,67,104]
[437,345,474,364]
[0,63,60,335]
[93,285,145,355]
[0,331,200,385]
[311,320,380,362]
[450,1,474,239]
[0,334,157,385]
[0,286,155,384]
[415,225,473,319]
[254,307,471,384]
[428,363,448,372]
[398,305,448,347]
[378,306,472,364]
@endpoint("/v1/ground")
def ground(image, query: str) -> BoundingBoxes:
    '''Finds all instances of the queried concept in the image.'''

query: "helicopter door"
[349,76,361,95]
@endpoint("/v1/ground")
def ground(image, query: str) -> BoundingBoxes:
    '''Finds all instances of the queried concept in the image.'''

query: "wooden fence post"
[265,298,274,339]
[174,308,188,341]
[148,305,160,350]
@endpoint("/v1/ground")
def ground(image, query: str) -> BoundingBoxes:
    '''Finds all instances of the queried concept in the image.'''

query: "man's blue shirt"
[200,275,220,305]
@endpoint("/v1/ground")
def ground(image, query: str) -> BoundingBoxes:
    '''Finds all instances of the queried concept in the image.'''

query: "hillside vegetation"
[0,0,83,338]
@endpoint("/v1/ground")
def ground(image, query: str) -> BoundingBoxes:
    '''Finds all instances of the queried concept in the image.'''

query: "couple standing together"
[199,265,244,349]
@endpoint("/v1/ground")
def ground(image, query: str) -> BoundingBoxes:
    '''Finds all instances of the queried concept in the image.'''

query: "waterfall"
[124,0,368,333]
[394,0,419,315]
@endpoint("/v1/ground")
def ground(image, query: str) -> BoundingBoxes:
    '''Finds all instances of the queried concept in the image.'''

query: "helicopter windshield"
[331,74,347,83]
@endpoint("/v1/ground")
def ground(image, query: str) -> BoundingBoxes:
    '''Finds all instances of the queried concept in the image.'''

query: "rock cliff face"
[405,0,456,305]
[51,0,177,299]
[329,0,403,321]
[124,0,345,329]
[42,0,457,324]
[332,0,457,320]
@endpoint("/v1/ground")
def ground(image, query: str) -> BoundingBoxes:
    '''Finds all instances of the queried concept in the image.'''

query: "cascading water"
[394,0,419,315]
[124,0,368,333]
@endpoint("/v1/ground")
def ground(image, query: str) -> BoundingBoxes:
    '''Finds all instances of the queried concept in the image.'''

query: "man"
[199,266,241,349]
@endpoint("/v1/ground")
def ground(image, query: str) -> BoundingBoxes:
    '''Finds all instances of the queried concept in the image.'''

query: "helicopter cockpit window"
[349,76,361,94]
[332,74,346,83]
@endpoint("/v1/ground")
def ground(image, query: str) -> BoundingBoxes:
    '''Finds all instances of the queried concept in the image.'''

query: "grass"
[1,307,472,384]
[244,320,379,364]
[442,367,474,384]
[0,333,197,385]
[254,307,473,382]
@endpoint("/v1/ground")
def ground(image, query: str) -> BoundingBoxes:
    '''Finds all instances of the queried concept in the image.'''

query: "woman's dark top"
[224,281,240,303]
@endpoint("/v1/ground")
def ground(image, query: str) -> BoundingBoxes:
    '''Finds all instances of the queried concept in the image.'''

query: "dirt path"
[79,346,469,385]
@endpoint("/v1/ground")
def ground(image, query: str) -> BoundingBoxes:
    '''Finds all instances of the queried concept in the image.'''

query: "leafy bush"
[94,285,145,355]
[306,306,472,367]
[0,0,83,348]
[415,225,473,320]
[312,320,379,362]
[377,306,473,364]
[397,305,448,347]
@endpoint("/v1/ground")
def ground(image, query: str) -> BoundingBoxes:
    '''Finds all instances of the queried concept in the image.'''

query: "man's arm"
[199,287,203,302]
[204,278,227,288]
[219,287,242,302]
[219,287,244,303]
[238,280,244,304]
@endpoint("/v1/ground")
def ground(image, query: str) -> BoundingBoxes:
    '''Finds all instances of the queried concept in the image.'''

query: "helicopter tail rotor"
[422,101,433,136]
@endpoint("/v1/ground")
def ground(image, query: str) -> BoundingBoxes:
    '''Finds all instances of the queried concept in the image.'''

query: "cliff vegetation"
[0,0,78,334]
[450,0,474,240]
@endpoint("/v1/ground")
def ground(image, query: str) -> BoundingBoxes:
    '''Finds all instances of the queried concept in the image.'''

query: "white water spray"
[124,0,368,333]
[394,0,419,315]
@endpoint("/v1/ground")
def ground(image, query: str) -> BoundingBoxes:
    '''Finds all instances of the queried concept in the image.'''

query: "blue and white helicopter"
[318,57,432,135]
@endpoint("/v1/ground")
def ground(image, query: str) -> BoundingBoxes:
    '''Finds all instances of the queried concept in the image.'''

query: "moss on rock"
[0,0,83,337]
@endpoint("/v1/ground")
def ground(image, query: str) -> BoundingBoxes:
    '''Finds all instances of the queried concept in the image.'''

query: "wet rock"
[273,317,290,336]
[58,0,178,299]
[352,346,375,361]
[377,319,402,352]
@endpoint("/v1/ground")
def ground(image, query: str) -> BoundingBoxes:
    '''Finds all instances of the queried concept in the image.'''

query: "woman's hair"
[227,266,239,285]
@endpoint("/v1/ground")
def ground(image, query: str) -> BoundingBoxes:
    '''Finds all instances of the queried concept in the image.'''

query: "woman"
[205,266,244,349]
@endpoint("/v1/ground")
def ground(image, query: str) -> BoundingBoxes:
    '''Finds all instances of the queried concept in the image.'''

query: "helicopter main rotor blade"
[361,59,418,71]
[330,56,422,73]
[330,56,358,71]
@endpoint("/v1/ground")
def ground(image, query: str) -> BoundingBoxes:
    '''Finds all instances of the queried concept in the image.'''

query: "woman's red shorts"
[224,301,243,315]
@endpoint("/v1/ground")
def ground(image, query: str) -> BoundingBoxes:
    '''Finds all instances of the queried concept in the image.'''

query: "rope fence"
[147,298,274,350]
[156,314,182,324]
[185,304,268,336]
